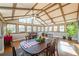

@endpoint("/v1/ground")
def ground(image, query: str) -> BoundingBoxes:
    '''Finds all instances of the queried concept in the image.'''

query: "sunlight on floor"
[60,41,78,56]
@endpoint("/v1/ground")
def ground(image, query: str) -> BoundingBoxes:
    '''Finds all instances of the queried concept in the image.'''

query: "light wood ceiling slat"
[39,3,70,17]
[0,3,77,25]
[0,6,42,10]
[12,3,17,20]
[63,3,78,14]
[0,12,6,23]
[44,11,55,24]
[37,17,48,26]
[65,12,77,20]
[59,3,67,30]
[37,3,52,15]
[24,3,38,16]
[77,4,79,21]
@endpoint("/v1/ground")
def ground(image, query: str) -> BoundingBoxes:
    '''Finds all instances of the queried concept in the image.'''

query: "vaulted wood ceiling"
[0,3,78,25]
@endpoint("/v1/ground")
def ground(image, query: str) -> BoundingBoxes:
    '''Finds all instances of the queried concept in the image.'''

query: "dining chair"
[46,40,56,56]
[12,46,17,56]
[12,46,25,56]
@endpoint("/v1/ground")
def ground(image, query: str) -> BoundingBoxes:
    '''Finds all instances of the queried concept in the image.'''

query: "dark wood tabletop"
[20,39,51,56]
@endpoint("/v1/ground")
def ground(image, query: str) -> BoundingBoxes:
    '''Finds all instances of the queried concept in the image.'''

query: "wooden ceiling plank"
[39,3,71,17]
[37,3,52,14]
[36,18,45,26]
[59,3,67,30]
[37,17,48,26]
[44,11,77,21]
[24,3,38,16]
[5,10,77,21]
[44,11,55,24]
[77,3,79,21]
[0,6,42,10]
[12,3,17,20]
[0,12,6,23]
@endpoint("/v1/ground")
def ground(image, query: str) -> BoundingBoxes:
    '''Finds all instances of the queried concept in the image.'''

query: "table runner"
[21,40,39,48]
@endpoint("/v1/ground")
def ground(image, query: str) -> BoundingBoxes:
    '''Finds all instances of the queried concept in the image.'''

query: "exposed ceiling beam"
[44,3,57,11]
[37,3,52,14]
[38,3,57,15]
[36,18,45,26]
[12,3,17,20]
[0,12,6,23]
[47,3,70,14]
[0,6,42,11]
[24,3,38,16]
[55,18,77,23]
[44,11,77,21]
[37,17,48,26]
[39,3,70,17]
[77,3,79,21]
[4,9,77,19]
[4,10,77,22]
[44,11,55,24]
[4,10,77,21]
[59,3,67,30]
[4,15,31,18]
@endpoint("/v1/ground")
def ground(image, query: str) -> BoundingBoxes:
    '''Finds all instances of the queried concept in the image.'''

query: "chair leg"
[53,52,55,56]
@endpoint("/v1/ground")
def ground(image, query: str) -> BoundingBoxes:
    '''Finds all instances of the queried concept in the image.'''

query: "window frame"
[19,25,25,32]
[7,24,16,33]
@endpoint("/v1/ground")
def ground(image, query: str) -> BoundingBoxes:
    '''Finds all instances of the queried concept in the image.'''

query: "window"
[45,27,48,32]
[27,26,32,32]
[26,18,32,24]
[19,18,26,23]
[41,27,44,32]
[38,27,41,32]
[59,25,64,32]
[33,26,37,32]
[33,18,41,25]
[19,25,25,32]
[7,24,16,33]
[54,26,58,31]
[37,18,46,25]
[49,26,52,31]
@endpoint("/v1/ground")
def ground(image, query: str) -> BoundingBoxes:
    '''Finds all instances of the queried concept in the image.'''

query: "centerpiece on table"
[35,36,45,43]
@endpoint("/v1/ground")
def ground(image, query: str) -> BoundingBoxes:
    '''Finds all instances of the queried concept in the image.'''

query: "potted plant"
[66,22,77,40]
[63,36,66,39]
[35,36,45,43]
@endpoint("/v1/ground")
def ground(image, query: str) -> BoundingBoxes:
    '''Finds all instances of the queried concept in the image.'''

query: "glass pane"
[33,18,41,25]
[38,27,41,31]
[59,25,64,32]
[54,26,58,31]
[33,26,37,32]
[27,26,32,32]
[41,27,44,32]
[19,25,25,32]
[7,24,16,33]
[45,27,48,32]
[49,26,52,31]
[19,18,26,23]
[26,17,32,24]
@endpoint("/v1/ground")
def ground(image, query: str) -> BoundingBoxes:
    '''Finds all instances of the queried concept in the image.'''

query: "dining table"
[20,39,51,56]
